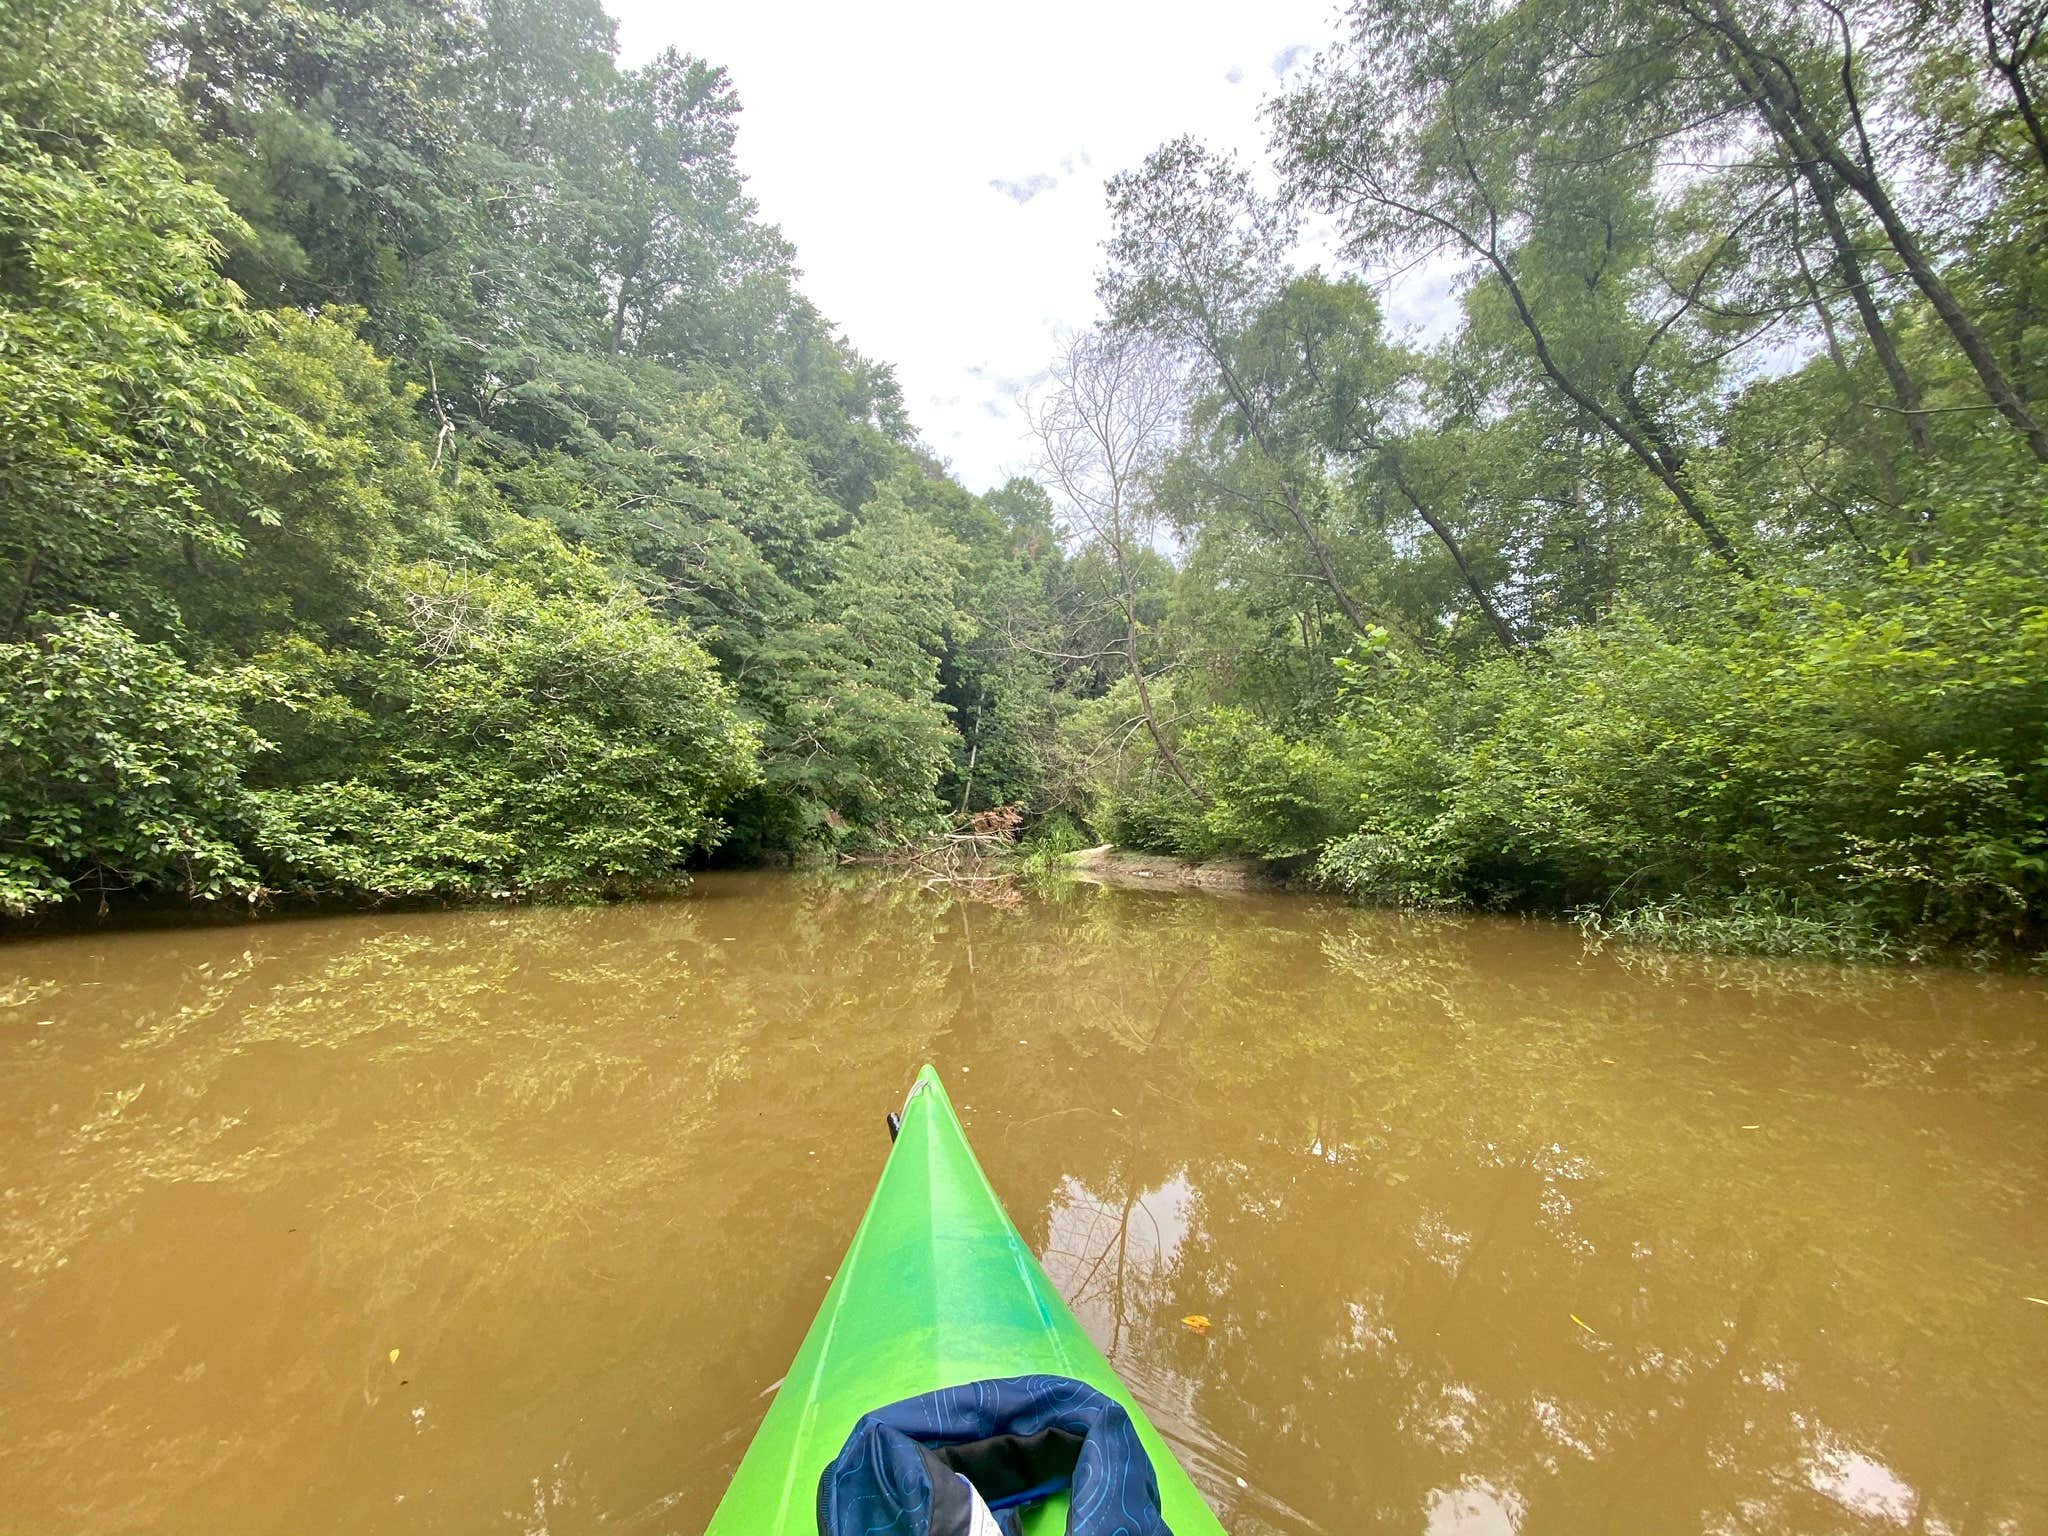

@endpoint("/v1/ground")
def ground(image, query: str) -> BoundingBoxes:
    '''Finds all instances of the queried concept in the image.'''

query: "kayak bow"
[703,1064,1227,1535]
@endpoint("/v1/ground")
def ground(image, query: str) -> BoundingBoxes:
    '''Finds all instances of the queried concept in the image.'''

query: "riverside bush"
[1312,530,2048,948]
[0,613,265,914]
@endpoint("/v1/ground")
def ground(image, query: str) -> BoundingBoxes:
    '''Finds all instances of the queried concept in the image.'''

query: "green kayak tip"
[702,1064,1228,1535]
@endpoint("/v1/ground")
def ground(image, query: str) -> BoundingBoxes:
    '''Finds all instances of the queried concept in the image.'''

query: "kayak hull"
[703,1064,1225,1534]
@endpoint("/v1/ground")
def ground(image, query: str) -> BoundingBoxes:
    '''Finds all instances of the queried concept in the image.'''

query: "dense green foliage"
[0,612,264,912]
[0,0,1061,911]
[2,0,2042,954]
[1041,0,2048,956]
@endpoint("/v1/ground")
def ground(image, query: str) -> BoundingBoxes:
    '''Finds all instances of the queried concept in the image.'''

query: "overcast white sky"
[606,0,1387,492]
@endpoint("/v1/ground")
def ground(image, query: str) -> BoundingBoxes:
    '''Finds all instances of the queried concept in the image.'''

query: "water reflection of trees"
[1,877,975,1533]
[2,876,2044,1535]
[937,890,2048,1536]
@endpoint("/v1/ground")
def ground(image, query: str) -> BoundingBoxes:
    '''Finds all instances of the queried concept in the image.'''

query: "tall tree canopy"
[0,0,1055,912]
[0,0,2040,956]
[1064,0,2048,956]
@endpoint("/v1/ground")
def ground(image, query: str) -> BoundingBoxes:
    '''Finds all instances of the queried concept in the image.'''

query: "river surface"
[2,870,2045,1535]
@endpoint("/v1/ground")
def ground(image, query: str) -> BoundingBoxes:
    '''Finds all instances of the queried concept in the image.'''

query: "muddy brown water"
[3,870,2045,1535]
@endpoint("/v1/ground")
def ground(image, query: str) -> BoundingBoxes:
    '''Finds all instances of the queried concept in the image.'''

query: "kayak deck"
[703,1064,1225,1534]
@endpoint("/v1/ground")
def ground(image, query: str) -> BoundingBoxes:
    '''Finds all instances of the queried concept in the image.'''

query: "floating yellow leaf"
[1741,1123,1762,1130]
[1570,1314,1596,1334]
[388,1348,401,1364]
[2027,1296,2048,1307]
[1181,1314,1211,1335]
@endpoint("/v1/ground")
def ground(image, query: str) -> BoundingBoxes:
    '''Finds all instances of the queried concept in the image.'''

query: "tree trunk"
[1789,189,1913,513]
[1386,458,1521,649]
[1795,168,1933,455]
[1275,480,1371,634]
[1848,166,2048,460]
[955,681,989,815]
[1696,0,2048,461]
[1210,357,1376,633]
[1112,546,1207,805]
[1125,613,1206,805]
[608,289,631,357]
[1984,0,2048,178]
[1485,248,1754,574]
[608,245,646,358]
[956,740,978,816]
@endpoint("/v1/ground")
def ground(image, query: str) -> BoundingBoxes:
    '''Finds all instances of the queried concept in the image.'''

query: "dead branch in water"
[842,804,1027,894]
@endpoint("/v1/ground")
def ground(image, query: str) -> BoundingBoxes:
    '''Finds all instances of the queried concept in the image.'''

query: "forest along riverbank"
[3,869,2044,1535]
[7,0,2046,962]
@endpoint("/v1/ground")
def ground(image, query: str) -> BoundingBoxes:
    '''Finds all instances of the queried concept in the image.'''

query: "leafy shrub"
[1181,708,1363,859]
[250,569,761,898]
[1317,530,2048,947]
[1021,811,1091,856]
[0,120,291,632]
[0,613,264,914]
[1098,776,1210,857]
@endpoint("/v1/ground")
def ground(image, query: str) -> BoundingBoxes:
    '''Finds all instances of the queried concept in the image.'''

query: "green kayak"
[703,1063,1228,1535]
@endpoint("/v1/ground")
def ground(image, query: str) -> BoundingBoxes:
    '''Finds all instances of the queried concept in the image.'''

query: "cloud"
[989,172,1058,204]
[1381,257,1466,344]
[1271,43,1309,77]
[605,0,1340,491]
[1225,65,1244,84]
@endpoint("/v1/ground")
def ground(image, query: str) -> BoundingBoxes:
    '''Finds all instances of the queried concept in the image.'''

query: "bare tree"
[1105,140,1378,633]
[1032,328,1209,806]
